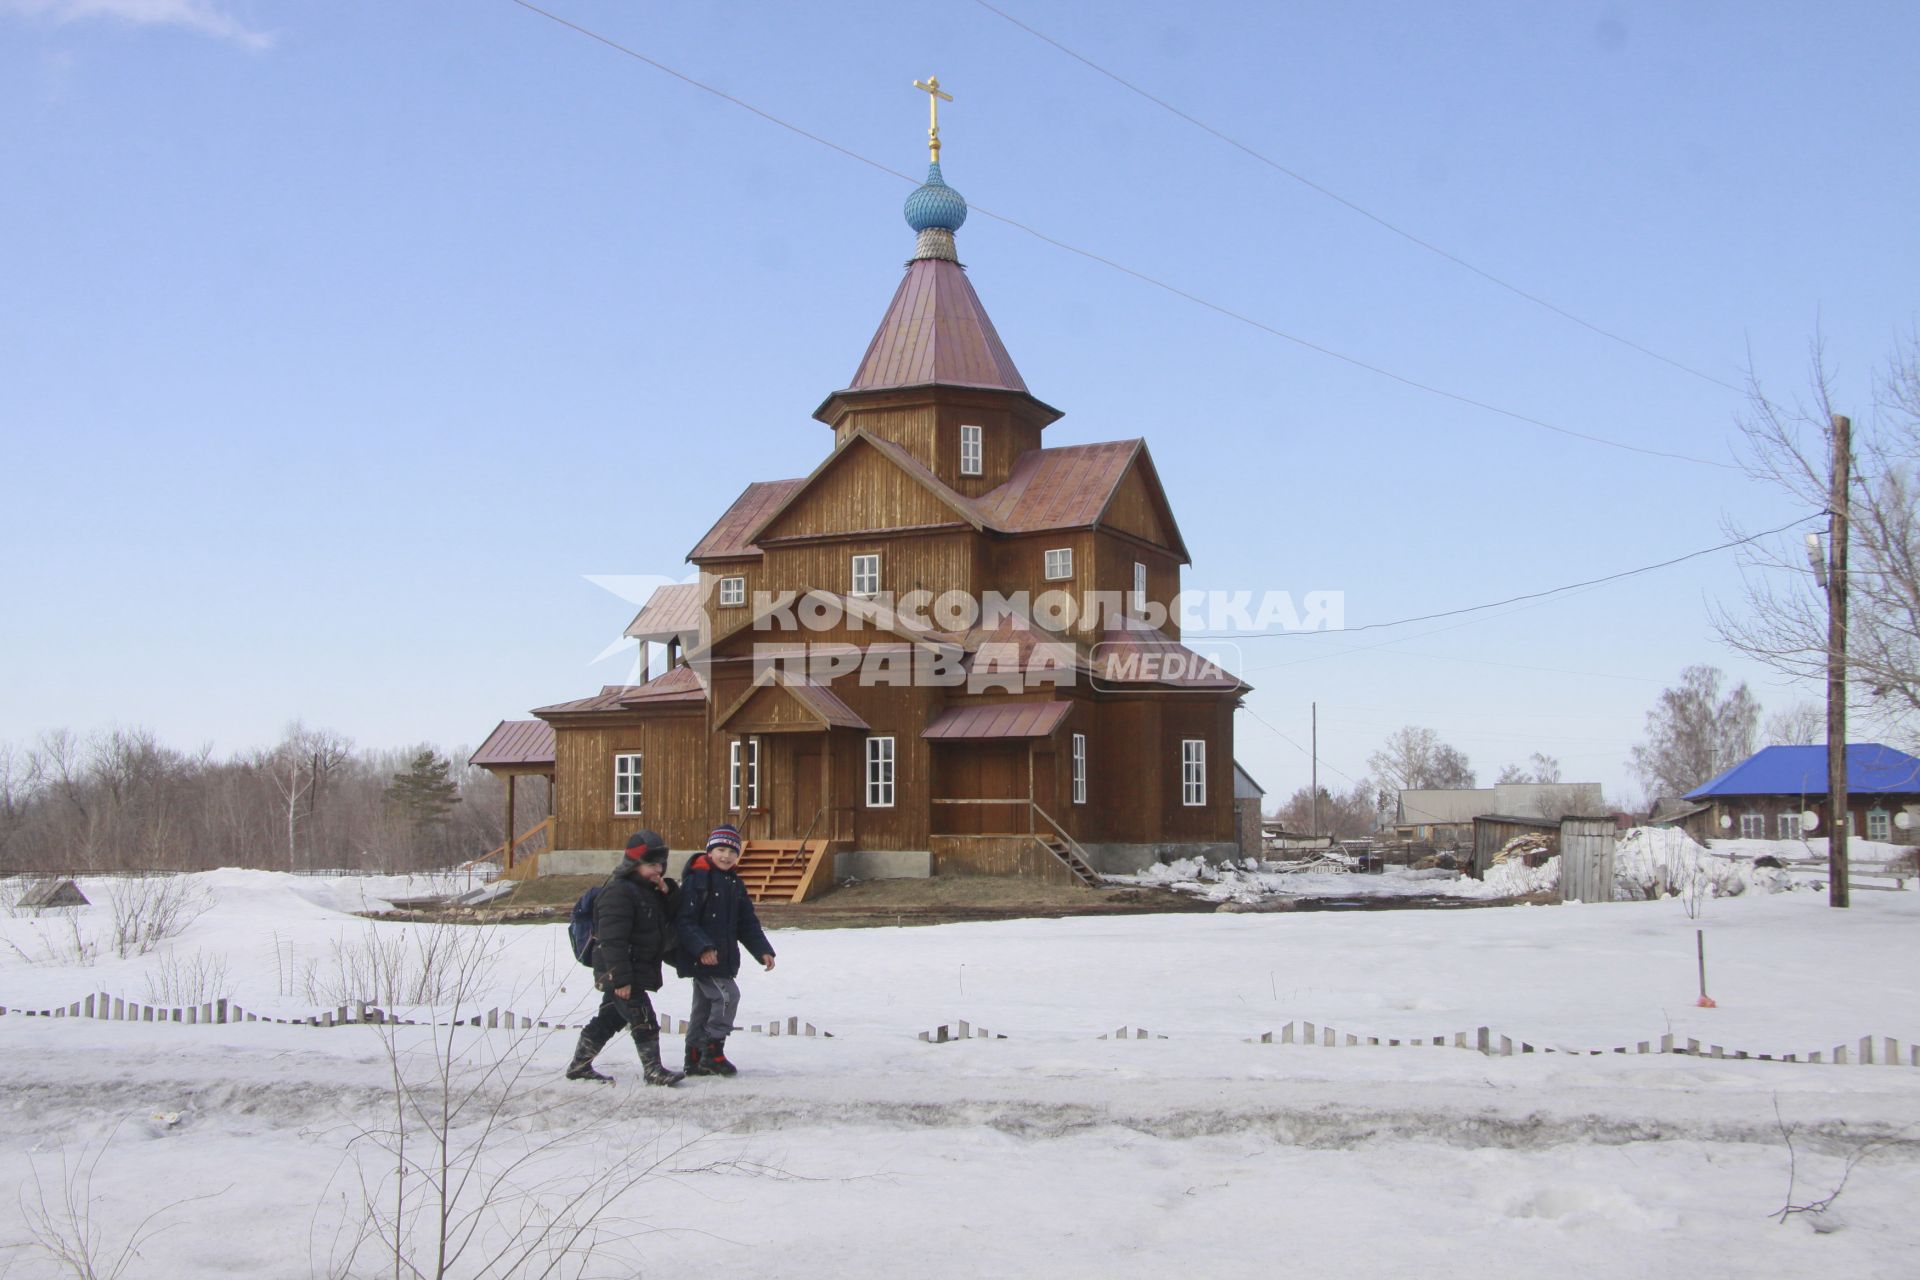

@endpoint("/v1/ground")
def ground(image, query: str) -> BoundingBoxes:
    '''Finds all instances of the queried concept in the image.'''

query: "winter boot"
[701,1037,738,1078]
[565,1029,614,1083]
[634,1032,684,1087]
[684,1040,713,1077]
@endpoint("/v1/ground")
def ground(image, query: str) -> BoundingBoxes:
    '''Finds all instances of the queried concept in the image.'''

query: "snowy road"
[3,871,1919,1276]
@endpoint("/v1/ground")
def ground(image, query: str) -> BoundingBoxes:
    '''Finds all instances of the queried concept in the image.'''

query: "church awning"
[922,701,1072,741]
[471,719,555,769]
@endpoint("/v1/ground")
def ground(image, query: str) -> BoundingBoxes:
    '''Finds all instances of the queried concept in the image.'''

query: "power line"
[503,0,1739,472]
[1195,513,1821,640]
[971,0,1747,397]
[1241,706,1364,787]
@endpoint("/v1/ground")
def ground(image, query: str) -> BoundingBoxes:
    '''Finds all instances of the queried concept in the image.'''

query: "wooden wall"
[1100,463,1177,550]
[1093,532,1183,639]
[761,440,967,542]
[762,531,977,605]
[930,835,1080,885]
[551,711,710,852]
[830,393,1046,495]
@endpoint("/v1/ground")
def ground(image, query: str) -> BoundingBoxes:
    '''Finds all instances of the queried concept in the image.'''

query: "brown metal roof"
[688,478,805,561]
[620,663,707,705]
[531,685,647,715]
[1093,617,1249,691]
[849,258,1028,394]
[922,700,1073,740]
[624,582,706,642]
[978,440,1140,532]
[470,719,555,767]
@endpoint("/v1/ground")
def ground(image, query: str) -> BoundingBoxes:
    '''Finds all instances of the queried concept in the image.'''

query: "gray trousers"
[686,976,740,1048]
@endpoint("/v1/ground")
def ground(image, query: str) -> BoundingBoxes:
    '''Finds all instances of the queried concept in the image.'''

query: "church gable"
[753,431,983,544]
[1096,449,1188,561]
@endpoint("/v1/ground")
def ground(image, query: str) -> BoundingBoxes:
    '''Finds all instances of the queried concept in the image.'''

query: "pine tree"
[385,748,460,836]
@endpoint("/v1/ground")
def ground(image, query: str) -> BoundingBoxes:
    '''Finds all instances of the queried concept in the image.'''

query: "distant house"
[1232,763,1265,860]
[1680,744,1920,846]
[1394,782,1605,848]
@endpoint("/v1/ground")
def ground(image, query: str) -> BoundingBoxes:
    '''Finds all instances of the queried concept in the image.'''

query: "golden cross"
[913,75,952,162]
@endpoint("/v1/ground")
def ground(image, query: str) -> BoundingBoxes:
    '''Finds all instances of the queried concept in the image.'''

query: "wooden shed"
[1470,815,1558,879]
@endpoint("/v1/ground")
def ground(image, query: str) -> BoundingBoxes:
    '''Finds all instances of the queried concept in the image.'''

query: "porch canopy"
[470,719,554,773]
[922,700,1072,740]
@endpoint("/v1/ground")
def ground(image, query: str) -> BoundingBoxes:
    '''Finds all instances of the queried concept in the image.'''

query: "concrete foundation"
[1080,842,1239,874]
[539,849,702,879]
[833,849,932,881]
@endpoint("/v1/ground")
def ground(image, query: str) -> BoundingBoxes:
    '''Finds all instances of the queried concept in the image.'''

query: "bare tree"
[1714,334,1920,747]
[1496,751,1562,785]
[1367,727,1475,824]
[1273,779,1377,840]
[1631,665,1760,800]
[1764,702,1826,746]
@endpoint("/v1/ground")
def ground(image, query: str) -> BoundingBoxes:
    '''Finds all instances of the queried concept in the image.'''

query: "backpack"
[568,886,604,967]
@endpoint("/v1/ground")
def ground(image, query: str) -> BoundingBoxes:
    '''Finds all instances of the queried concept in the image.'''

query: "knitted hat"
[624,829,669,864]
[705,824,742,854]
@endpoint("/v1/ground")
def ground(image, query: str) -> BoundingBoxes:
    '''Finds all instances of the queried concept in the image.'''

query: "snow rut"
[4,1071,1916,1159]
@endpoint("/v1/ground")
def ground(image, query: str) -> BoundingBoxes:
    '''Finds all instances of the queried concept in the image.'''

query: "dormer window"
[851,553,881,597]
[959,424,982,476]
[717,576,746,608]
[1044,547,1073,581]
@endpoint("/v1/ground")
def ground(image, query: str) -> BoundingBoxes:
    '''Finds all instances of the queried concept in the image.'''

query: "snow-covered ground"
[1111,857,1505,904]
[3,869,1919,1277]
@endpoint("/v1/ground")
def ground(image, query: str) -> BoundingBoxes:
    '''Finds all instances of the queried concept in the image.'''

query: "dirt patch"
[369,875,1213,928]
[758,877,1214,929]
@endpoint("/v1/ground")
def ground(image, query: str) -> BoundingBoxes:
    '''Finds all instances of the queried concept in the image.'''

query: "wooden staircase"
[1036,835,1101,888]
[736,839,834,904]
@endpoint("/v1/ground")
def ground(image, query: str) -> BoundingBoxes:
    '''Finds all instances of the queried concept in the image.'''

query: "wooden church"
[473,90,1250,898]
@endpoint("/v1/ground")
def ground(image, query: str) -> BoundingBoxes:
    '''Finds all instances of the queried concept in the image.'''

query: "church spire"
[903,75,966,264]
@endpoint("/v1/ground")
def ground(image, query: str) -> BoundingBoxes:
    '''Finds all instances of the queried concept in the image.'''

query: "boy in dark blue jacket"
[675,823,775,1076]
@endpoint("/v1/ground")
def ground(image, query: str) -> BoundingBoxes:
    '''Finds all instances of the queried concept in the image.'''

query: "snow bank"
[1112,860,1504,904]
[1484,854,1560,897]
[1614,828,1789,902]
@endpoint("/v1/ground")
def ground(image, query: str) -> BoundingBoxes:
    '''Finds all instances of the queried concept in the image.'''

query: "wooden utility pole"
[1827,413,1851,908]
[1310,702,1319,837]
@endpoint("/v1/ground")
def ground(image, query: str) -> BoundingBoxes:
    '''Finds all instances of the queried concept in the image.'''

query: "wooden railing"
[929,798,1100,885]
[466,815,553,881]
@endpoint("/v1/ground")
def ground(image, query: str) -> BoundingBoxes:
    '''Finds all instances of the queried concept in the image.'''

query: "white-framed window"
[866,735,895,808]
[851,553,881,597]
[729,738,759,811]
[613,752,642,816]
[1133,561,1147,613]
[1775,811,1799,840]
[959,424,982,476]
[718,575,746,608]
[1867,808,1892,841]
[1044,547,1074,581]
[1738,812,1764,839]
[1180,738,1206,807]
[1071,732,1087,805]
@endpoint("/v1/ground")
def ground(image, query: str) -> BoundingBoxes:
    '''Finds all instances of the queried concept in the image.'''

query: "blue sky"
[2,0,1915,804]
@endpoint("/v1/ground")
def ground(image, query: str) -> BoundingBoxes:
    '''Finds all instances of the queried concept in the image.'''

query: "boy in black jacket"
[675,823,776,1077]
[567,829,684,1087]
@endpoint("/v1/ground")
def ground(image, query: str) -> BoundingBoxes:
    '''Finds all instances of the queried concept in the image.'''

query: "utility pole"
[1310,702,1319,837]
[1827,413,1851,909]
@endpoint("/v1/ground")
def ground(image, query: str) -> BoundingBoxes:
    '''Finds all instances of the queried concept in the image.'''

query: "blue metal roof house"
[1680,744,1920,845]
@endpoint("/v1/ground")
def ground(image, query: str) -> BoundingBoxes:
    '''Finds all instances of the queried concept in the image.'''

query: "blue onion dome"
[904,161,968,232]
